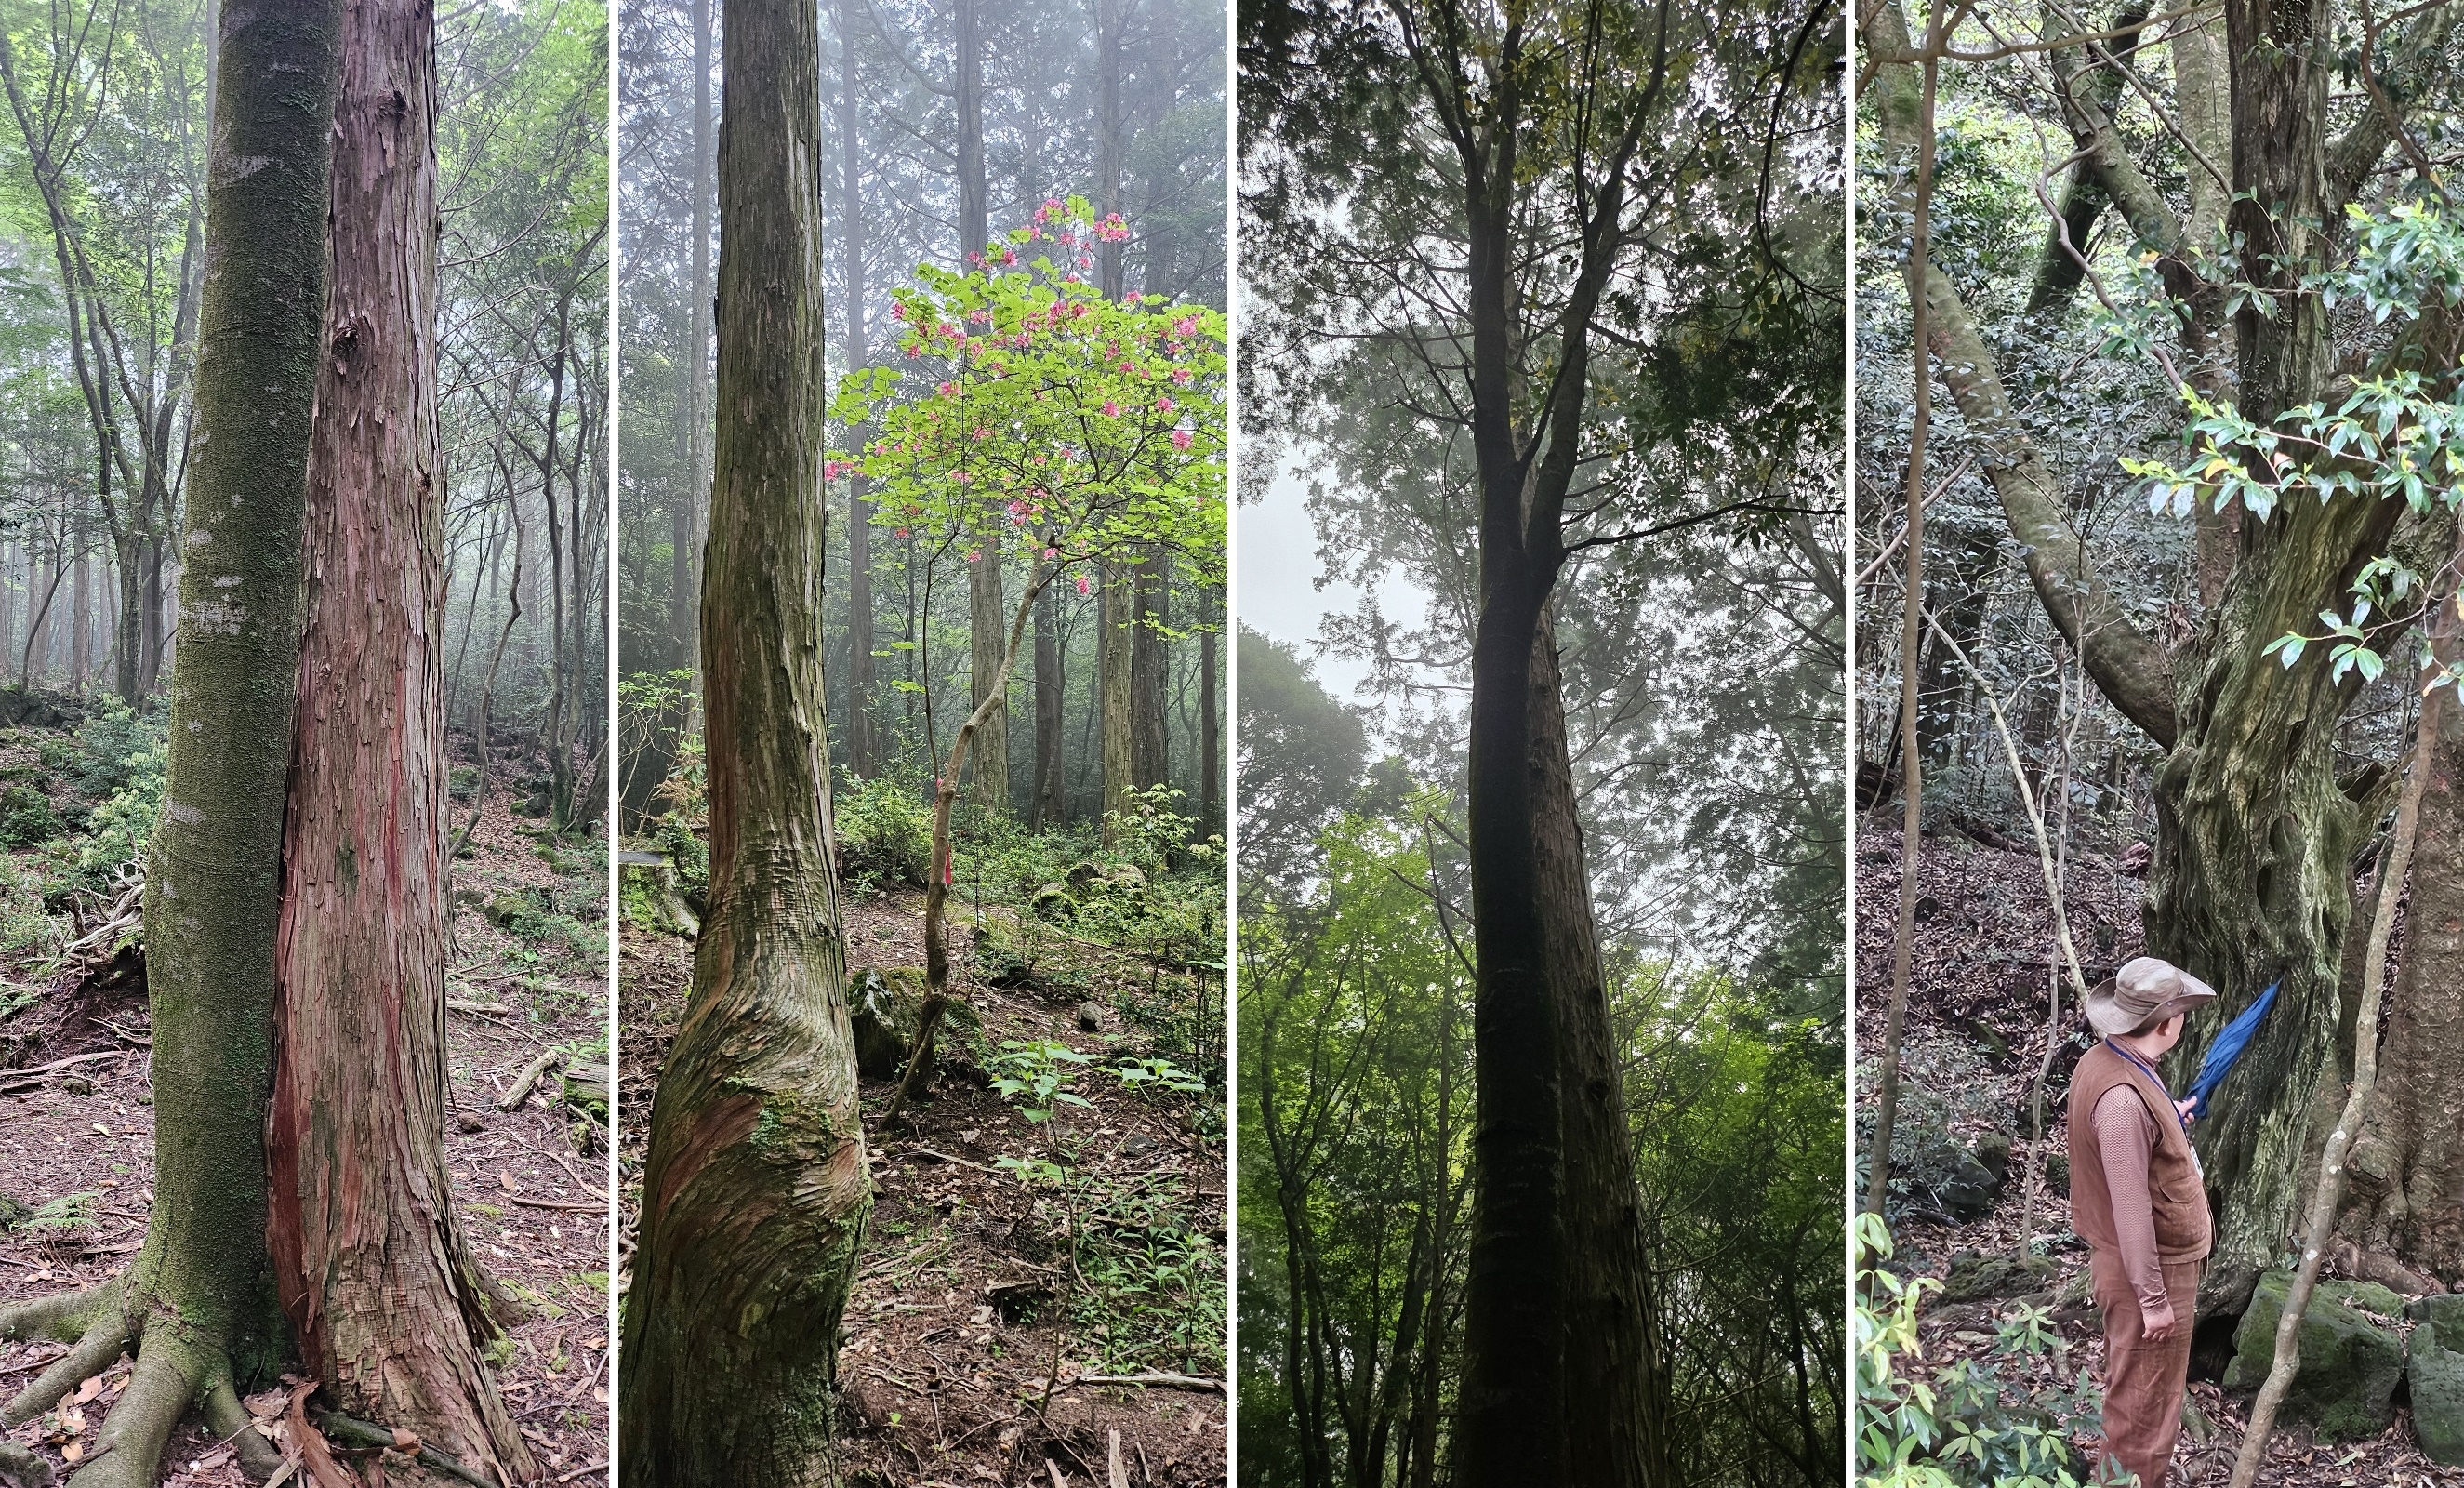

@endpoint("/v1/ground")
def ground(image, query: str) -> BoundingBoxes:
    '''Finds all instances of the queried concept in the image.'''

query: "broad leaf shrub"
[1857,1211,2095,1488]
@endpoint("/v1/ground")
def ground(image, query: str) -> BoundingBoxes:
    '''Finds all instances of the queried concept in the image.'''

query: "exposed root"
[3,1302,135,1425]
[201,1376,284,1480]
[0,1283,118,1347]
[0,1442,53,1488]
[64,1321,203,1488]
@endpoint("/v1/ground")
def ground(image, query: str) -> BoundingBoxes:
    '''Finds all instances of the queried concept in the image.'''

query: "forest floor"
[0,707,609,1487]
[1856,824,2464,1484]
[619,877,1228,1488]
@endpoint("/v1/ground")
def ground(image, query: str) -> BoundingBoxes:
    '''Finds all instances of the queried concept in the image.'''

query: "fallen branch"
[317,1409,498,1488]
[497,1050,564,1110]
[906,1145,1001,1175]
[1074,1372,1224,1393]
[506,1196,606,1214]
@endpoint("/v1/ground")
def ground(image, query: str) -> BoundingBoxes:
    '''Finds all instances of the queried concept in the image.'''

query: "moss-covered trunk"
[266,0,532,1476]
[0,3,345,1483]
[618,0,874,1473]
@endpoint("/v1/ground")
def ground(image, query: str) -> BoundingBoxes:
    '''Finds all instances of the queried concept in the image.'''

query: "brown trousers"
[2089,1249,2203,1487]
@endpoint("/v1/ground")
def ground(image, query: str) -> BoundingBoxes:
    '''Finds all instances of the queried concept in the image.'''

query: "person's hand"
[2141,1295,2178,1343]
[2177,1097,2199,1124]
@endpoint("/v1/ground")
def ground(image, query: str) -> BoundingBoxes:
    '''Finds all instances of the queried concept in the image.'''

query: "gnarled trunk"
[619,0,874,1474]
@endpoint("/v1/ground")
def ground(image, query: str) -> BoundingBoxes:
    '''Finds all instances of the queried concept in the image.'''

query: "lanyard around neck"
[2105,1038,2186,1138]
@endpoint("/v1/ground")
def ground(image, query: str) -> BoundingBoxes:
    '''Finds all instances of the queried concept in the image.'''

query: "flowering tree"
[831,197,1226,1115]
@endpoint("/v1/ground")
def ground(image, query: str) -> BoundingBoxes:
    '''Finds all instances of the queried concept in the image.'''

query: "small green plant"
[1113,1055,1205,1097]
[58,737,167,887]
[1856,1211,2090,1488]
[0,781,60,848]
[68,699,163,800]
[19,1190,98,1235]
[988,1039,1093,1123]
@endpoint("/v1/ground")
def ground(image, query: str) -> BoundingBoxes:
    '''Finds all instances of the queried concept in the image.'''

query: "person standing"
[2068,956,2218,1487]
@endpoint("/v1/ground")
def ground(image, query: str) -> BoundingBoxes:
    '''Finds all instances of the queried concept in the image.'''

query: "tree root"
[4,1300,135,1425]
[0,1286,281,1488]
[318,1409,499,1488]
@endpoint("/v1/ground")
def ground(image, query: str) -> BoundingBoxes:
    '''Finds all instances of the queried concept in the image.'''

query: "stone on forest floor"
[1938,1148,2003,1220]
[850,966,927,1080]
[1076,1001,1103,1032]
[1938,1250,2057,1304]
[2410,1295,2464,1464]
[2224,1270,2407,1441]
[1030,883,1075,921]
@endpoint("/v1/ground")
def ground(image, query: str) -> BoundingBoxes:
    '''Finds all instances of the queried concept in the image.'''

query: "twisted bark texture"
[0,3,347,1484]
[619,0,874,1475]
[267,0,532,1477]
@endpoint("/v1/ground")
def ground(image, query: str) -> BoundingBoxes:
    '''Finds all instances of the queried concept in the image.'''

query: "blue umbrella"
[2184,979,2281,1120]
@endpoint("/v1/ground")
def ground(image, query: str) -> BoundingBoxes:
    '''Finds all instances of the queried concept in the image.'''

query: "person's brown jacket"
[2068,1042,2213,1264]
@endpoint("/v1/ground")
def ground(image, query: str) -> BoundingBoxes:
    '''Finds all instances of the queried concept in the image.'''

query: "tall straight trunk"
[968,544,1009,814]
[619,0,873,1473]
[139,532,166,696]
[1094,0,1123,299]
[0,6,344,1484]
[1033,561,1063,824]
[1099,559,1134,835]
[1131,546,1166,789]
[672,0,712,666]
[0,544,15,680]
[1199,585,1217,830]
[836,0,874,777]
[68,542,88,693]
[956,0,1005,810]
[267,0,531,1475]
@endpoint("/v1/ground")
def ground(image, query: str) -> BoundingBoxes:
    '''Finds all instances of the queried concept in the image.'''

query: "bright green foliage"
[1855,1213,2093,1488]
[836,771,934,889]
[830,198,1226,597]
[987,1038,1093,1123]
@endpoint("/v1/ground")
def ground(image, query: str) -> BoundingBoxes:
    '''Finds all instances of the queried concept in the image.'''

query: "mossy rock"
[483,895,531,930]
[0,783,59,848]
[618,850,698,937]
[1030,883,1076,921]
[2225,1271,2406,1440]
[2410,1295,2464,1465]
[1938,1250,2057,1305]
[1066,860,1104,893]
[850,966,927,1080]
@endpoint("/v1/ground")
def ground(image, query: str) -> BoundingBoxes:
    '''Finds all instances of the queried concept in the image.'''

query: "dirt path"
[619,884,1227,1488]
[0,783,609,1487]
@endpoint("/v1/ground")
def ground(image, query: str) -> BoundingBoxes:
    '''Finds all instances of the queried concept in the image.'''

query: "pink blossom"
[1172,368,1193,384]
[952,470,971,484]
[895,527,910,538]
[966,550,981,562]
[1172,428,1193,450]
[1125,291,1142,305]
[1000,246,1017,265]
[1101,401,1120,417]
[1044,547,1058,560]
[1076,575,1092,596]
[937,381,958,398]
[1156,396,1176,413]
[1173,314,1199,337]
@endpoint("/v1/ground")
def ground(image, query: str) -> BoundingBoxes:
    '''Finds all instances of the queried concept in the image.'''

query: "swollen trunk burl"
[0,3,342,1485]
[267,0,532,1477]
[619,0,873,1474]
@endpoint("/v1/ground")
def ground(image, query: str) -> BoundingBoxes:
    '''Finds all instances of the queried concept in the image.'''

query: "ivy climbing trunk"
[266,0,532,1477]
[618,0,875,1474]
[0,4,343,1485]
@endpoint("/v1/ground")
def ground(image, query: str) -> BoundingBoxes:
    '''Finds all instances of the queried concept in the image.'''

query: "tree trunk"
[1094,0,1123,299]
[1200,585,1218,830]
[68,541,88,694]
[837,0,873,778]
[0,5,345,1483]
[672,0,713,667]
[266,0,532,1475]
[1033,569,1064,824]
[1132,546,1166,790]
[618,0,874,1473]
[968,546,1009,814]
[1529,610,1664,1483]
[1099,558,1134,836]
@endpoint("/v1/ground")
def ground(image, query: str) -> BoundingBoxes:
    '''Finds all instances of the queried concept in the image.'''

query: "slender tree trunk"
[267,0,532,1475]
[0,543,15,680]
[955,0,1005,811]
[68,540,88,694]
[1033,570,1064,824]
[1099,559,1134,836]
[1131,546,1166,790]
[1094,0,1123,299]
[837,0,874,778]
[619,0,873,1472]
[672,0,712,667]
[1200,585,1218,830]
[0,7,344,1484]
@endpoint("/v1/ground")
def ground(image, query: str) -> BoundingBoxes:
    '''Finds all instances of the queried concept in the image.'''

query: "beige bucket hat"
[2085,956,2218,1038]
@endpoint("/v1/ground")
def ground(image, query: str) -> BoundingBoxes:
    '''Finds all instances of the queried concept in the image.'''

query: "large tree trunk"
[0,6,343,1485]
[618,0,874,1473]
[266,0,532,1476]
[1529,610,1664,1483]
